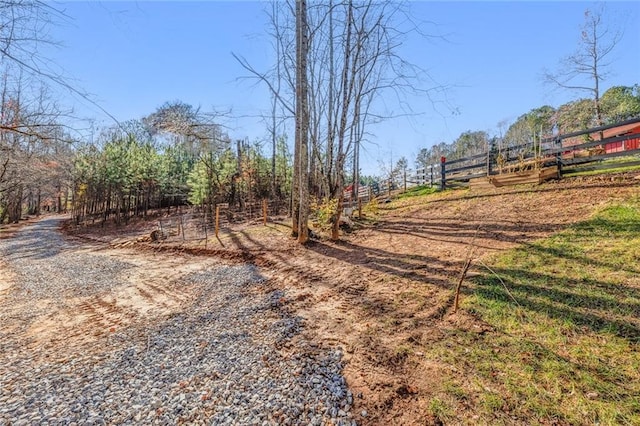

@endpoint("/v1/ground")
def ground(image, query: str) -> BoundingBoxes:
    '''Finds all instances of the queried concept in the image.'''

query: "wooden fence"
[343,185,374,204]
[434,117,640,189]
[411,165,442,188]
[155,200,283,244]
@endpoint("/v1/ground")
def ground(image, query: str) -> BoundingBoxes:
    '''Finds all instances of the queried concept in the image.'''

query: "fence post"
[358,198,362,218]
[403,169,407,192]
[555,152,563,177]
[440,157,446,190]
[262,199,267,225]
[215,205,220,238]
[430,165,434,187]
[203,213,208,249]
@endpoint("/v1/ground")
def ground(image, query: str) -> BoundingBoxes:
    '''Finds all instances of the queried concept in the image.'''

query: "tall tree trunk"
[325,0,335,197]
[36,188,41,216]
[295,0,310,243]
[271,102,278,201]
[331,0,354,241]
[352,124,360,202]
[292,0,301,238]
[56,184,62,213]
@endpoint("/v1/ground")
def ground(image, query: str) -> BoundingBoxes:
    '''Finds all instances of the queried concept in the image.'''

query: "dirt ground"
[10,174,639,425]
[0,219,229,362]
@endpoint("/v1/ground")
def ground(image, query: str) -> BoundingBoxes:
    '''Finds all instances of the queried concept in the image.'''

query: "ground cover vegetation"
[423,198,640,424]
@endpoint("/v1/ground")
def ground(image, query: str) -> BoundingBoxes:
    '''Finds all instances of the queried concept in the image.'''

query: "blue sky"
[46,1,640,175]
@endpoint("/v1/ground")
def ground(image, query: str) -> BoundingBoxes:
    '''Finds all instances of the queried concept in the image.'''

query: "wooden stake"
[215,205,220,238]
[263,199,268,225]
[453,258,472,313]
[403,169,407,192]
[203,213,208,249]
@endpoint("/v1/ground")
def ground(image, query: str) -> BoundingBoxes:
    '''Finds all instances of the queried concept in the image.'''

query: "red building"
[561,120,640,154]
[601,121,640,153]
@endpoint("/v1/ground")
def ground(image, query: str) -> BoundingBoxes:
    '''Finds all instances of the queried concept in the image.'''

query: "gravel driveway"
[0,218,355,425]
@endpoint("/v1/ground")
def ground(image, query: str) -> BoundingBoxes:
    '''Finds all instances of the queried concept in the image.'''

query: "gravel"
[0,218,356,425]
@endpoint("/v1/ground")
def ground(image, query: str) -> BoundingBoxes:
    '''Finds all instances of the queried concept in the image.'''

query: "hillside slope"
[263,175,640,425]
[65,174,640,425]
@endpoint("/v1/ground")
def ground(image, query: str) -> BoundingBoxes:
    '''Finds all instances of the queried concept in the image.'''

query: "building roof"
[602,122,640,138]
[562,121,640,147]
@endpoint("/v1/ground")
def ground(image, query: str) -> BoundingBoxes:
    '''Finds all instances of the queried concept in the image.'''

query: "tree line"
[1,98,293,226]
[70,102,292,226]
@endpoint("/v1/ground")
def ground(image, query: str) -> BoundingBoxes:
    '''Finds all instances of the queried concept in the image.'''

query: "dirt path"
[1,218,206,351]
[0,217,355,425]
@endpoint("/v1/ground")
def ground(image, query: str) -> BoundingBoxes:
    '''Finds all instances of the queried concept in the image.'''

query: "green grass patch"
[563,156,640,177]
[428,397,454,423]
[427,199,640,424]
[397,184,438,199]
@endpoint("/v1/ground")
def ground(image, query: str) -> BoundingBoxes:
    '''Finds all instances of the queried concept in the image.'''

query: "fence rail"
[413,164,442,187]
[422,118,640,189]
[155,200,285,244]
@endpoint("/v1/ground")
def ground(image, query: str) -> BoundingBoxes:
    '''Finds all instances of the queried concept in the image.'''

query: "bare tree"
[236,0,446,241]
[543,6,623,127]
[0,79,71,221]
[1,1,121,126]
[0,1,126,223]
